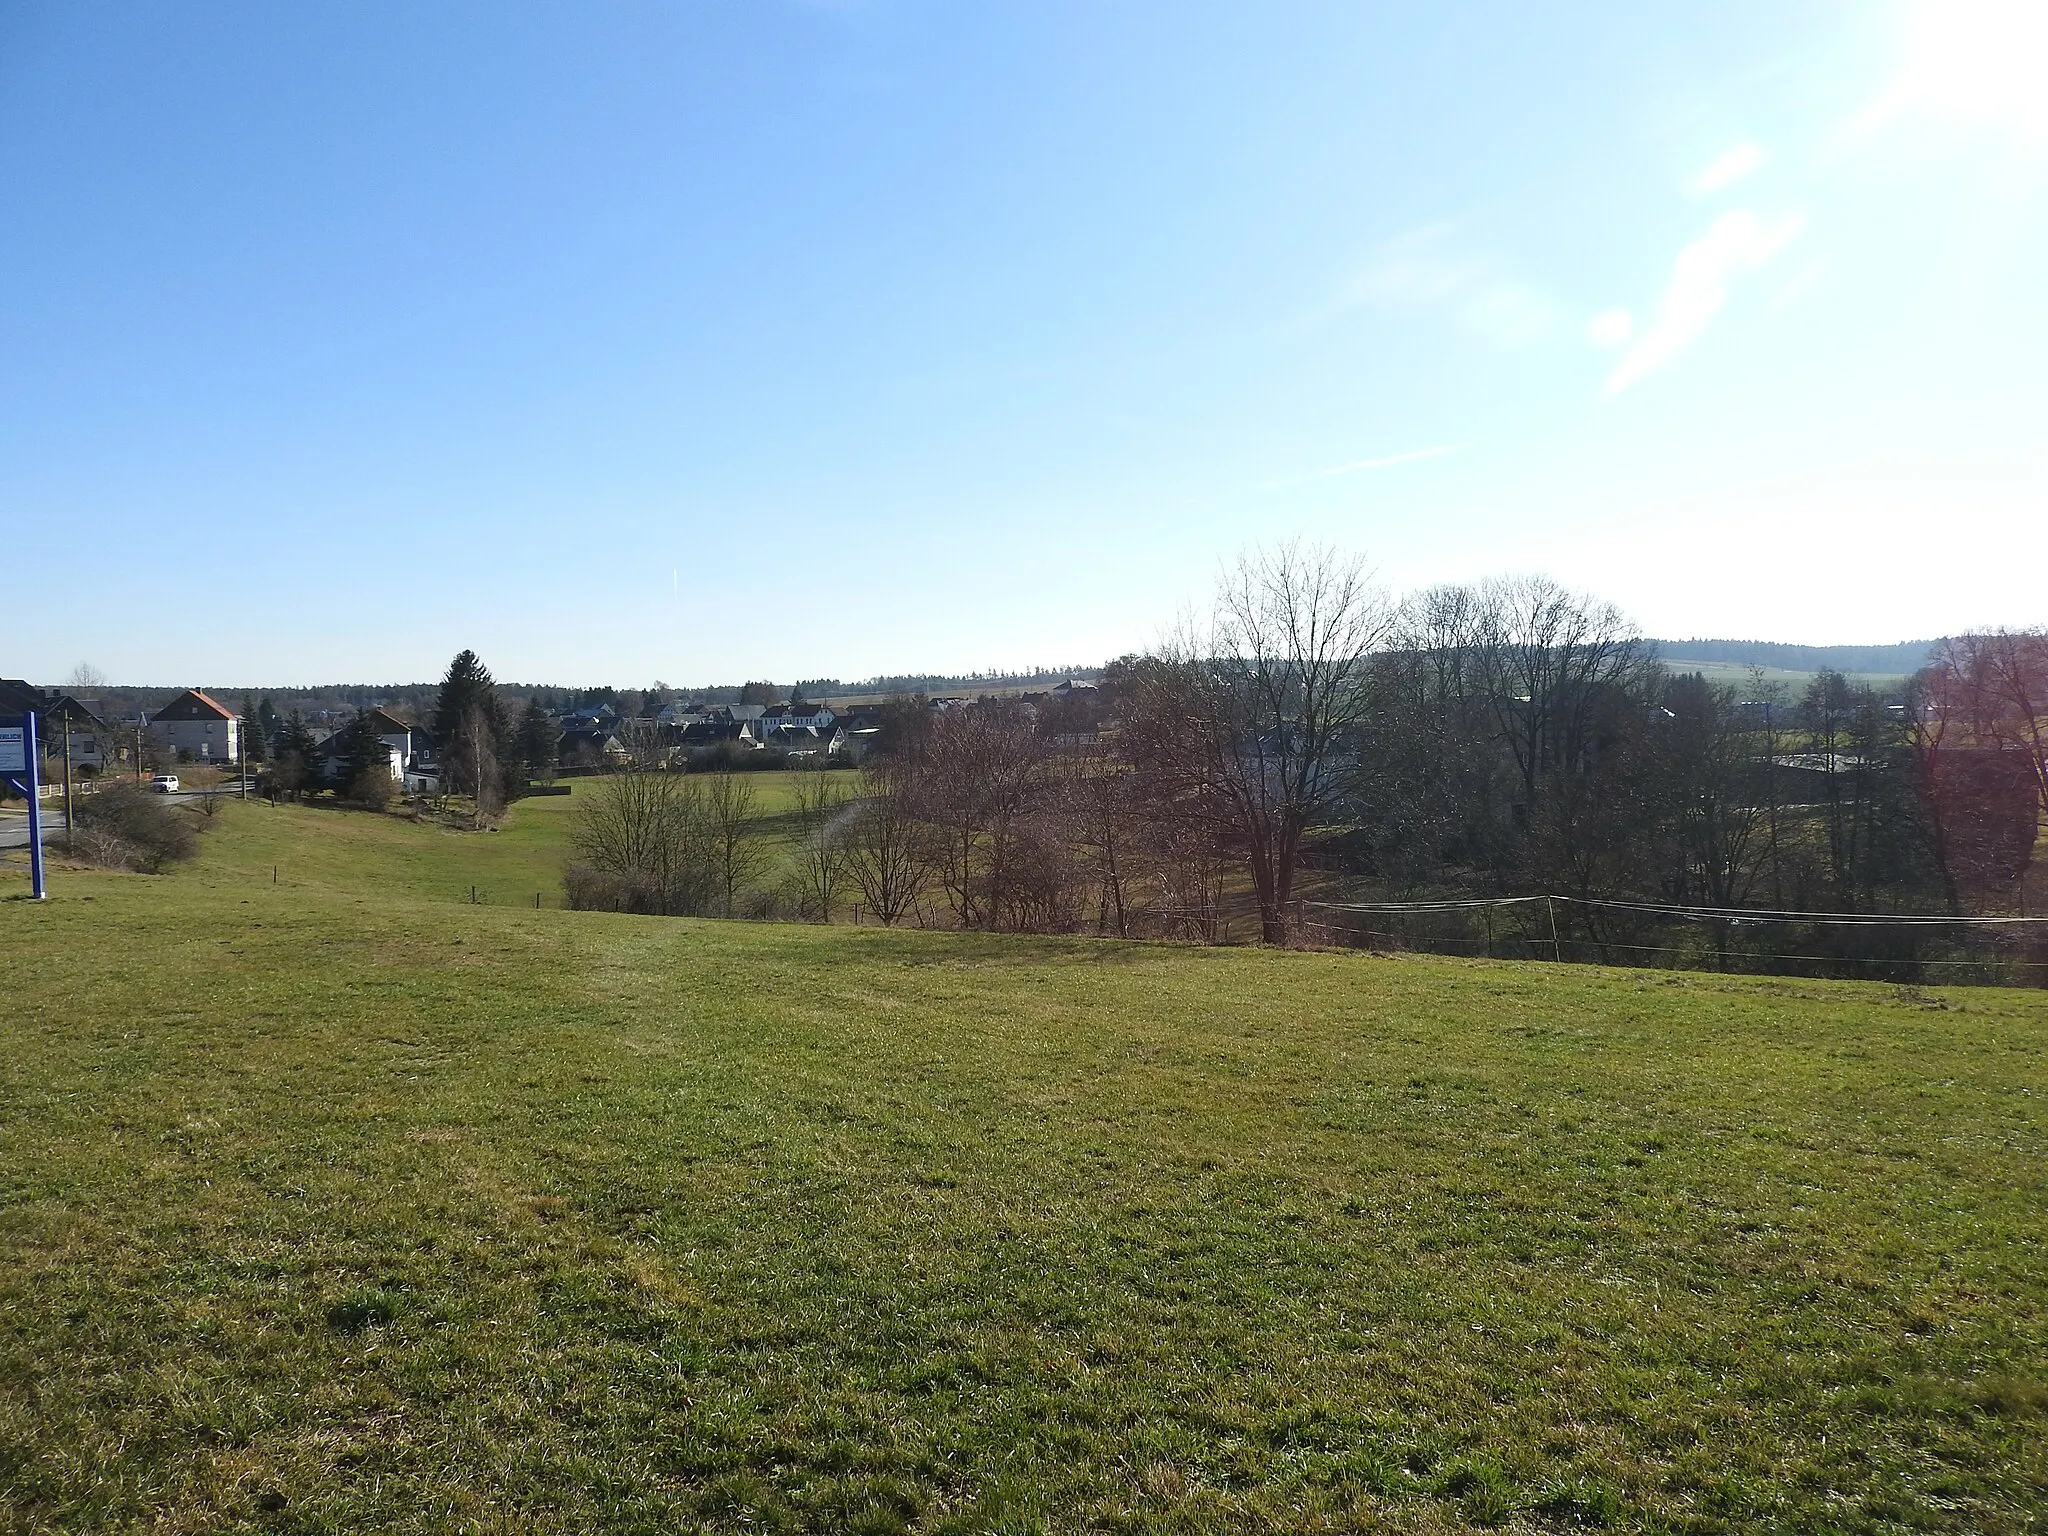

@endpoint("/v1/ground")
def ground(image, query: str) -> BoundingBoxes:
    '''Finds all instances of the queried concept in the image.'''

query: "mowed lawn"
[2,814,2046,1533]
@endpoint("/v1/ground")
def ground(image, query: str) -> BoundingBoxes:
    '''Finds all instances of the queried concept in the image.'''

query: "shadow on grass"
[788,923,1209,969]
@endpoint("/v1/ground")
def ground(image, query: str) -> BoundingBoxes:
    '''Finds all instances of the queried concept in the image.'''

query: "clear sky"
[3,1,2044,687]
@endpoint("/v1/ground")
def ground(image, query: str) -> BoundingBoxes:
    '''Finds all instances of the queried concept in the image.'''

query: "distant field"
[111,772,820,910]
[2,807,2044,1533]
[1657,659,1911,694]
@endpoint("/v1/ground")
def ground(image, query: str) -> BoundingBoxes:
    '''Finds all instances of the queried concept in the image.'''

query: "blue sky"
[3,1,2044,686]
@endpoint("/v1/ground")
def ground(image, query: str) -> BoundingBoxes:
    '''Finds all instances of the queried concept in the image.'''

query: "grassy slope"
[158,773,814,910]
[2,813,2046,1534]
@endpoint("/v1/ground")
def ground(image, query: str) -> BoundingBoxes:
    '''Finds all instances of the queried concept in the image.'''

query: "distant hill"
[1649,639,1939,676]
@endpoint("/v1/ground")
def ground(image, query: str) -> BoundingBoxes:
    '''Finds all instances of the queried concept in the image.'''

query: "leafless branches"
[567,771,717,915]
[842,765,936,926]
[788,765,852,920]
[1128,542,1392,943]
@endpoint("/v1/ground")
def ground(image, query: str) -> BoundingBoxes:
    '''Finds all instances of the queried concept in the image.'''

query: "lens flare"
[1898,0,2048,140]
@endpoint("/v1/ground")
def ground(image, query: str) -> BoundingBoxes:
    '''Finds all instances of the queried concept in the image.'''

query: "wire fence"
[1299,894,2048,987]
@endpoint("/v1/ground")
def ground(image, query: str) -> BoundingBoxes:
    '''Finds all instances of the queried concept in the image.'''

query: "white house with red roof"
[148,689,240,763]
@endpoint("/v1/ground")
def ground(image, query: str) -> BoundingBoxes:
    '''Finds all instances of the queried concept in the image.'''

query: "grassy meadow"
[138,773,817,911]
[1653,660,1911,696]
[2,804,2046,1533]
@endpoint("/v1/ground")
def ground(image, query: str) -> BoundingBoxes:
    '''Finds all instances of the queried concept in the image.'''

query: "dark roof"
[0,681,109,729]
[42,694,109,729]
[0,679,44,721]
[153,689,236,722]
[680,721,744,743]
[315,718,401,758]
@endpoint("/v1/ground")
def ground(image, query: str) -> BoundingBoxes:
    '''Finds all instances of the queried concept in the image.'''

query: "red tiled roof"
[152,689,236,722]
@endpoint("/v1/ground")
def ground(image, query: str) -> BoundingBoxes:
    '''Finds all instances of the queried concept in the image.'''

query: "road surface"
[0,807,68,853]
[1,787,241,852]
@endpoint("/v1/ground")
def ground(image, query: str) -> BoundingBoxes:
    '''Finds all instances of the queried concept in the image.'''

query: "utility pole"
[59,701,73,854]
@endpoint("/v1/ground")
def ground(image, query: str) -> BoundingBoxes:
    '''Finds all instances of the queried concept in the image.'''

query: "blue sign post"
[0,711,45,900]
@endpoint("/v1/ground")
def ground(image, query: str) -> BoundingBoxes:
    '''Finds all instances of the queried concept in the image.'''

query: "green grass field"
[1655,661,1911,696]
[116,773,817,911]
[3,805,2045,1533]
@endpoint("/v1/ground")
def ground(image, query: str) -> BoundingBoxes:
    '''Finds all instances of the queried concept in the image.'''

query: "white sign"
[0,726,24,775]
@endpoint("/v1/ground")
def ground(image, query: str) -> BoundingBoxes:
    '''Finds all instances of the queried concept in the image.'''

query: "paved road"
[1,787,244,852]
[0,807,68,853]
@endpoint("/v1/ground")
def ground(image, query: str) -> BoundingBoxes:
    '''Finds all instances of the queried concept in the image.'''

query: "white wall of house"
[323,741,404,783]
[153,717,239,762]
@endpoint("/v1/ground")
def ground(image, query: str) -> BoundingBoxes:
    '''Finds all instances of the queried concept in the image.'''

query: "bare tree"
[1129,543,1391,944]
[66,662,108,694]
[1057,738,1140,936]
[1469,575,1649,813]
[702,771,764,917]
[567,770,715,914]
[914,702,1046,929]
[1659,672,1774,910]
[1914,632,2048,914]
[843,766,936,925]
[617,716,672,772]
[789,764,851,920]
[1363,584,1513,887]
[442,702,504,825]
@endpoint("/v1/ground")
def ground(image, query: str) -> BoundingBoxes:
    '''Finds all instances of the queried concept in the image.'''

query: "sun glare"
[1898,0,2048,139]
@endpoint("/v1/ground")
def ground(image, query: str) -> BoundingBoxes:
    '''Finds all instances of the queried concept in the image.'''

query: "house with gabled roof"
[41,693,113,772]
[149,690,240,763]
[313,708,437,791]
[760,702,837,733]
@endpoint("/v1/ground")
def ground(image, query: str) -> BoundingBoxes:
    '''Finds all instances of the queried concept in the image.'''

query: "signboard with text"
[0,725,24,775]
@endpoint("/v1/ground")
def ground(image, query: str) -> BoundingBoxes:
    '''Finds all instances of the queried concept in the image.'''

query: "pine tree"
[240,695,267,763]
[344,708,393,808]
[514,699,560,785]
[433,650,510,801]
[433,650,494,745]
[271,710,317,800]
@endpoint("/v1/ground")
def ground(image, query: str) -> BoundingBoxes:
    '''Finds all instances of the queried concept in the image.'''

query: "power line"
[1304,896,2048,928]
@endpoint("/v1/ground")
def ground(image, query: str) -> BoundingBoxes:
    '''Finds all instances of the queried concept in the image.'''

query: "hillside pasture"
[108,771,822,911]
[1,811,2045,1533]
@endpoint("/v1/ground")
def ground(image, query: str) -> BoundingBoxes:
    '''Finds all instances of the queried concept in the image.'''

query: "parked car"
[151,774,180,794]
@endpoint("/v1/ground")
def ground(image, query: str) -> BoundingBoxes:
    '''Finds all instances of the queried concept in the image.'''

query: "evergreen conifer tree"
[344,708,393,808]
[514,699,560,785]
[271,710,317,800]
[433,650,510,800]
[239,695,267,763]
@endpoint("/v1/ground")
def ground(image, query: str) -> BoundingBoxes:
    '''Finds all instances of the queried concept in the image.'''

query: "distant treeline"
[1649,639,1939,675]
[835,666,1103,696]
[64,667,1110,723]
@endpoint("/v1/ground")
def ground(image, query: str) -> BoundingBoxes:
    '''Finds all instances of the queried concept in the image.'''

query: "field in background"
[85,772,818,910]
[1655,660,1912,694]
[2,810,2045,1533]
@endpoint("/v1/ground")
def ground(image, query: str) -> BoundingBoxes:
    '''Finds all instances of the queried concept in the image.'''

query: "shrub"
[566,773,720,915]
[563,862,662,914]
[72,783,199,872]
[346,767,394,811]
